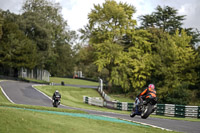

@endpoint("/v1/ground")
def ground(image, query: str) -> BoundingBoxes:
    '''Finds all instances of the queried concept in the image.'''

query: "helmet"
[148,84,155,89]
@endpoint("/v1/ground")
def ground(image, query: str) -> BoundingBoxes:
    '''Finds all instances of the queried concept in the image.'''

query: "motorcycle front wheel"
[53,101,58,108]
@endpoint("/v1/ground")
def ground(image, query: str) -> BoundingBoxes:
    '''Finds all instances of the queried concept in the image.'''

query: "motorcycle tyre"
[141,103,153,119]
[53,101,58,108]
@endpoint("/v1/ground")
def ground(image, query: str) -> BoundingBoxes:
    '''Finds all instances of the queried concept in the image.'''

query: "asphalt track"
[1,80,200,133]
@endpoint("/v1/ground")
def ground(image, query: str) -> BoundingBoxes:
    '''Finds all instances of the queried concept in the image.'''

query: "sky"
[0,0,200,31]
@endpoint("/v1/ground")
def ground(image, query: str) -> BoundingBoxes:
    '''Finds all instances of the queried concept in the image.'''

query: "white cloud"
[0,0,23,13]
[179,2,200,30]
[61,0,105,31]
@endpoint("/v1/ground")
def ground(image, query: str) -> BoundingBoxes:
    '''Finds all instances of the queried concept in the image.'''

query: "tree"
[184,28,200,47]
[21,0,77,76]
[80,0,153,92]
[0,11,37,76]
[88,0,136,44]
[139,5,200,46]
[83,0,137,90]
[0,11,3,39]
[139,5,185,34]
[150,29,198,104]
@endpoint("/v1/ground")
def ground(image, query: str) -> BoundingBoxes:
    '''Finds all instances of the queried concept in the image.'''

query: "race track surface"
[1,80,200,133]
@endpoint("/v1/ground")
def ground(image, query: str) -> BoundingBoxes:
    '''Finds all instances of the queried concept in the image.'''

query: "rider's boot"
[130,107,136,118]
[130,112,136,118]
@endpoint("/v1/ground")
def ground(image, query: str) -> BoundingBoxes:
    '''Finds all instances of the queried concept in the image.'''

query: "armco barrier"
[104,101,116,109]
[164,104,175,117]
[175,105,185,118]
[83,78,200,118]
[116,102,122,110]
[127,103,134,111]
[156,104,165,115]
[185,106,198,118]
[83,96,104,107]
[83,96,88,104]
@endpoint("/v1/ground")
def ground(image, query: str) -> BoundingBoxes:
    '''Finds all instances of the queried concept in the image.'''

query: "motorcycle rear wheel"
[141,103,153,119]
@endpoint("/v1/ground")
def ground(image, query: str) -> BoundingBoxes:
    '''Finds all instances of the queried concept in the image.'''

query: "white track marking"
[0,81,15,104]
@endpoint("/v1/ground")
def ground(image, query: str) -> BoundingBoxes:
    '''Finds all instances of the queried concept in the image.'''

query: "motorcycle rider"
[52,90,61,105]
[130,84,157,117]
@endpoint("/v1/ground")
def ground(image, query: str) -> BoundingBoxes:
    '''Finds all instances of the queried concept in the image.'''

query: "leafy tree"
[80,0,153,92]
[0,11,3,39]
[83,0,137,90]
[0,11,37,76]
[21,0,77,76]
[139,5,200,46]
[86,0,136,45]
[184,28,200,47]
[150,29,198,104]
[139,5,185,34]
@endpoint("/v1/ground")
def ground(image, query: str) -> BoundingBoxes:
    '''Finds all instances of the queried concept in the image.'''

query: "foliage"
[0,0,77,77]
[20,0,76,76]
[82,0,150,91]
[150,29,198,104]
[139,5,185,34]
[0,11,3,39]
[73,44,99,79]
[184,28,200,47]
[0,11,37,71]
[139,5,200,46]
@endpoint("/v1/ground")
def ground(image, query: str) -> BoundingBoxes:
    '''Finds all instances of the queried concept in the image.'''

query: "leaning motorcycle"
[130,97,157,119]
[52,96,61,108]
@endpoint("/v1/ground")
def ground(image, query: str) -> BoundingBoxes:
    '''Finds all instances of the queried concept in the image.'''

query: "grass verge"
[50,77,99,86]
[0,106,177,133]
[0,102,86,114]
[0,85,10,103]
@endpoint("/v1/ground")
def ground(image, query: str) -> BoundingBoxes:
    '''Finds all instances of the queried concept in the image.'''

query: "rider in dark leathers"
[52,90,61,104]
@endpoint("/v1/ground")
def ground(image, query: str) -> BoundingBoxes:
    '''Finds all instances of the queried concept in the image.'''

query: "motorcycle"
[130,97,157,119]
[52,95,61,108]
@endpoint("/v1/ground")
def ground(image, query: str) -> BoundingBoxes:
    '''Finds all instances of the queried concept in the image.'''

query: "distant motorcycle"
[52,96,61,108]
[130,97,157,119]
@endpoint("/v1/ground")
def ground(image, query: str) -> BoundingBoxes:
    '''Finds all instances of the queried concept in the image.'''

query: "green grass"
[0,85,10,103]
[0,102,86,114]
[35,85,127,114]
[0,106,178,133]
[109,94,134,102]
[50,77,99,86]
